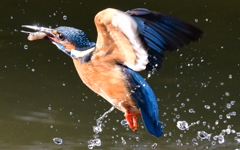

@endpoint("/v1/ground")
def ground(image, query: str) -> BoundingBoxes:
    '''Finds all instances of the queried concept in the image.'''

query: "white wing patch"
[70,47,95,58]
[112,10,148,71]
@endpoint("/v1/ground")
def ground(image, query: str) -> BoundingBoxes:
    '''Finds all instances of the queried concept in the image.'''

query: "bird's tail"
[122,66,163,137]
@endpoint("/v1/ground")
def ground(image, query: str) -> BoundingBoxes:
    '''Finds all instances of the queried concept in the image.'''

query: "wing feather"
[93,8,148,71]
[126,8,203,70]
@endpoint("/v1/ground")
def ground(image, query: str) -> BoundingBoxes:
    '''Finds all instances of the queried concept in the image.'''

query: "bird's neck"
[81,50,94,64]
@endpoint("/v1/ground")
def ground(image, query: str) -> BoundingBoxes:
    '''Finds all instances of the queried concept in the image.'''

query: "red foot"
[124,110,140,131]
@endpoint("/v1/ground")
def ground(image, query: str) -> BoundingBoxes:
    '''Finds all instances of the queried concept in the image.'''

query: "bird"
[21,8,203,137]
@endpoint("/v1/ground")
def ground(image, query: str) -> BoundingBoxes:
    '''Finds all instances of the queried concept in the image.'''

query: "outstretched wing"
[93,8,149,71]
[93,8,202,72]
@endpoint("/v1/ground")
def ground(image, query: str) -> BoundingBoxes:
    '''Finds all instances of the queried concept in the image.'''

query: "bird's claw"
[125,110,139,131]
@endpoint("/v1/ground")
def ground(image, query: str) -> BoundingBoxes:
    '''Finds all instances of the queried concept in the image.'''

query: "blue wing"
[126,8,203,71]
[122,66,163,137]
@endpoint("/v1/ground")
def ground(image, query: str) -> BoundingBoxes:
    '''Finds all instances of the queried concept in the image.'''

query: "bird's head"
[21,25,96,59]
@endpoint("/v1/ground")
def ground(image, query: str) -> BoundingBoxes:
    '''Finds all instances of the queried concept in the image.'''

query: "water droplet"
[151,143,157,149]
[189,108,195,113]
[229,74,232,79]
[135,137,140,142]
[236,132,240,137]
[226,103,231,109]
[24,45,28,50]
[121,119,128,126]
[219,114,223,119]
[226,114,231,119]
[236,138,240,143]
[192,138,198,145]
[204,105,210,109]
[63,15,67,20]
[202,121,207,126]
[225,92,230,96]
[176,114,180,119]
[93,126,102,134]
[94,138,101,146]
[177,121,189,130]
[181,103,185,107]
[218,135,225,144]
[215,120,219,125]
[197,131,211,140]
[31,68,35,72]
[121,137,126,145]
[88,138,101,149]
[230,100,235,105]
[176,93,180,97]
[226,128,231,134]
[194,19,198,22]
[231,111,236,116]
[213,135,218,140]
[147,73,151,78]
[53,137,63,145]
[88,145,93,149]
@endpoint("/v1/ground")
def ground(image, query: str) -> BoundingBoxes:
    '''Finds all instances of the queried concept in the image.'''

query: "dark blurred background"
[0,0,239,149]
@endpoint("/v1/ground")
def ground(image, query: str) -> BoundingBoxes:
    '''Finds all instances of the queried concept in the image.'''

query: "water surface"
[0,0,240,149]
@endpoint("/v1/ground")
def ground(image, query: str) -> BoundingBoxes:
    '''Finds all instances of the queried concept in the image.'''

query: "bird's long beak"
[21,25,54,35]
[21,25,58,41]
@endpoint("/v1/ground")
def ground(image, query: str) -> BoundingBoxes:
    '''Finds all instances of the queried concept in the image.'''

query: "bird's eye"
[57,33,65,40]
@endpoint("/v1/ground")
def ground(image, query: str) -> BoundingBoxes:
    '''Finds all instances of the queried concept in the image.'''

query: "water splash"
[88,138,101,149]
[88,106,114,149]
[197,131,211,141]
[177,120,200,130]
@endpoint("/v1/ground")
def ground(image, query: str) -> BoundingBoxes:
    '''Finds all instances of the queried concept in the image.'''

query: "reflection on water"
[0,0,240,149]
[14,109,79,126]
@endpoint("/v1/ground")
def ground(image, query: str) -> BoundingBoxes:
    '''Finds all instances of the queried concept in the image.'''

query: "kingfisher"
[21,8,203,137]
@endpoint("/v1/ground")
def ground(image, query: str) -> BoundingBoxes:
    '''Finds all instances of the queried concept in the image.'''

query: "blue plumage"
[21,7,203,138]
[122,66,163,137]
[55,26,96,51]
[126,8,203,71]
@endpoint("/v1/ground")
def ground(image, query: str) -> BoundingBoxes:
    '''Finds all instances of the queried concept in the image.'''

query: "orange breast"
[72,58,140,115]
